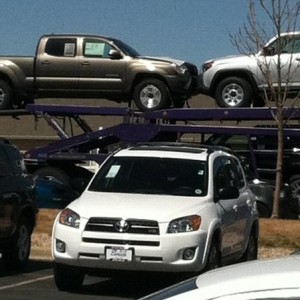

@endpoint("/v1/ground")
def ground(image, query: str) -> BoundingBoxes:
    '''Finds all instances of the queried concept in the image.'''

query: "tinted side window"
[214,157,244,191]
[45,38,76,57]
[267,35,300,54]
[281,35,300,53]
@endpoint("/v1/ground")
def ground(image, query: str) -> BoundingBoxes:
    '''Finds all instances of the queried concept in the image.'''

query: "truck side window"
[45,38,76,57]
[83,40,112,58]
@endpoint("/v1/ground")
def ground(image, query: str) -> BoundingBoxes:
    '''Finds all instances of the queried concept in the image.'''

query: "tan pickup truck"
[0,34,199,111]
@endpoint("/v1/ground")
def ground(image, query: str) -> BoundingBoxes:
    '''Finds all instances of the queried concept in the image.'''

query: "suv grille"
[185,62,198,76]
[85,217,160,235]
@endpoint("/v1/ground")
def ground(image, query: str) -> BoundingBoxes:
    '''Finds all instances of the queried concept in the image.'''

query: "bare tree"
[231,0,300,218]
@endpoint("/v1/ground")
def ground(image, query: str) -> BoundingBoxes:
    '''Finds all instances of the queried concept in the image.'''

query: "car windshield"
[89,156,208,196]
[110,38,141,57]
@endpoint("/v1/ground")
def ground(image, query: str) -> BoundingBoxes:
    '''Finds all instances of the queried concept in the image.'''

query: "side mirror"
[108,49,122,59]
[262,46,275,56]
[218,186,239,200]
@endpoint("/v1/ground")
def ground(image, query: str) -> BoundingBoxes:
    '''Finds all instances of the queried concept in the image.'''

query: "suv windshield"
[89,156,208,196]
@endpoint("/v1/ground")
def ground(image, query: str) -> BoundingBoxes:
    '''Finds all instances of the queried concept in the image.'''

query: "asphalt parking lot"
[0,258,186,300]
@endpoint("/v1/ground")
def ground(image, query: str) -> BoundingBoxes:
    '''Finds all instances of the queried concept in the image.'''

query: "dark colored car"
[35,175,79,209]
[204,133,299,218]
[0,139,38,269]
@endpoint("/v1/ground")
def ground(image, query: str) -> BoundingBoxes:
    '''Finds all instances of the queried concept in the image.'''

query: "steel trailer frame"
[23,104,300,167]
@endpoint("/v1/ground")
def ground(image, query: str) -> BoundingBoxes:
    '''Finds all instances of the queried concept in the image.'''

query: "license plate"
[105,247,133,262]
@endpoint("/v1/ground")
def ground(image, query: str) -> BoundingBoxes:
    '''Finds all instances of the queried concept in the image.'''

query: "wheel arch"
[202,226,222,266]
[210,69,259,97]
[131,73,170,95]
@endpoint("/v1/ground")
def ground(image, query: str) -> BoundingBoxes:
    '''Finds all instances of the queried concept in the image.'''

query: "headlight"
[59,208,80,228]
[202,60,214,72]
[167,215,201,233]
[172,63,188,75]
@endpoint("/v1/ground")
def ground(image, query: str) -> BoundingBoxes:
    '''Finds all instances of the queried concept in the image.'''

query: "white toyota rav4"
[52,143,259,291]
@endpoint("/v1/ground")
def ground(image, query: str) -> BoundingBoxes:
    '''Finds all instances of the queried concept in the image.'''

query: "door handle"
[41,60,51,65]
[81,61,91,66]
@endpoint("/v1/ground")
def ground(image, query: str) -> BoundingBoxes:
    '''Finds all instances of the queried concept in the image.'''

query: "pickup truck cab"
[0,34,198,111]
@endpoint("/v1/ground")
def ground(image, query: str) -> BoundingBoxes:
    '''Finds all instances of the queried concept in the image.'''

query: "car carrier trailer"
[3,103,300,217]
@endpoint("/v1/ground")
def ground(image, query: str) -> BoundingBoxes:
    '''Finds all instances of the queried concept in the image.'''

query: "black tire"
[289,175,300,204]
[257,202,271,218]
[0,80,13,110]
[54,263,85,291]
[205,239,221,272]
[33,167,72,187]
[288,175,300,217]
[133,79,171,111]
[215,77,253,108]
[2,219,31,269]
[239,231,258,262]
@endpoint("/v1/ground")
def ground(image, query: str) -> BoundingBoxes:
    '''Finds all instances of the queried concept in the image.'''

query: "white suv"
[199,31,300,107]
[52,143,259,291]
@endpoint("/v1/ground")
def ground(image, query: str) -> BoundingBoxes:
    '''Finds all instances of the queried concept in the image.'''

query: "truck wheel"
[289,175,300,213]
[0,80,13,110]
[54,263,85,291]
[33,167,72,186]
[133,79,171,111]
[2,219,31,269]
[215,77,253,107]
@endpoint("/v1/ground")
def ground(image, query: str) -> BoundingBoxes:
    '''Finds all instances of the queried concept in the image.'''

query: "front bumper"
[197,73,211,96]
[52,221,208,273]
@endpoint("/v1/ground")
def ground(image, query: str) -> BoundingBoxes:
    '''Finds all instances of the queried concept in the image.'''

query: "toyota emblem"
[115,219,129,232]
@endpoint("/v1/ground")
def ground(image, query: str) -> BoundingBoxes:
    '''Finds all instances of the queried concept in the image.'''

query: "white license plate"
[105,247,133,262]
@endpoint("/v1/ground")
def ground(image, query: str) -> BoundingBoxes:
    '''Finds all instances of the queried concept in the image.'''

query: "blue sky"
[0,0,275,67]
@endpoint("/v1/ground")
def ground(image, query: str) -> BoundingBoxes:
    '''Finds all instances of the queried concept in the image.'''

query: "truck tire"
[33,167,72,187]
[54,263,85,291]
[215,77,253,108]
[2,218,31,269]
[0,80,13,110]
[133,79,171,111]
[289,175,300,215]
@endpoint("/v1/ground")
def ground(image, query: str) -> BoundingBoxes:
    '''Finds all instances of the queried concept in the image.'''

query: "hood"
[205,54,257,67]
[68,191,206,222]
[138,56,186,66]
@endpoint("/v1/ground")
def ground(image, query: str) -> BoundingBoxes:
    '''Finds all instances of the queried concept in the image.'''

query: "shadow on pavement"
[0,258,54,277]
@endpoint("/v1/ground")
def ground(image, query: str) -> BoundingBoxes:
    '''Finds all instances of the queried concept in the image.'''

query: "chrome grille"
[85,217,160,235]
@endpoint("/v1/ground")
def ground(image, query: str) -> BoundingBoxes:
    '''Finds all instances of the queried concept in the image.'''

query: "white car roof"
[192,255,300,299]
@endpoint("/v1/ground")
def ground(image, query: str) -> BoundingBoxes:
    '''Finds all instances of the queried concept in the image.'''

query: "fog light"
[56,239,66,253]
[183,248,195,260]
